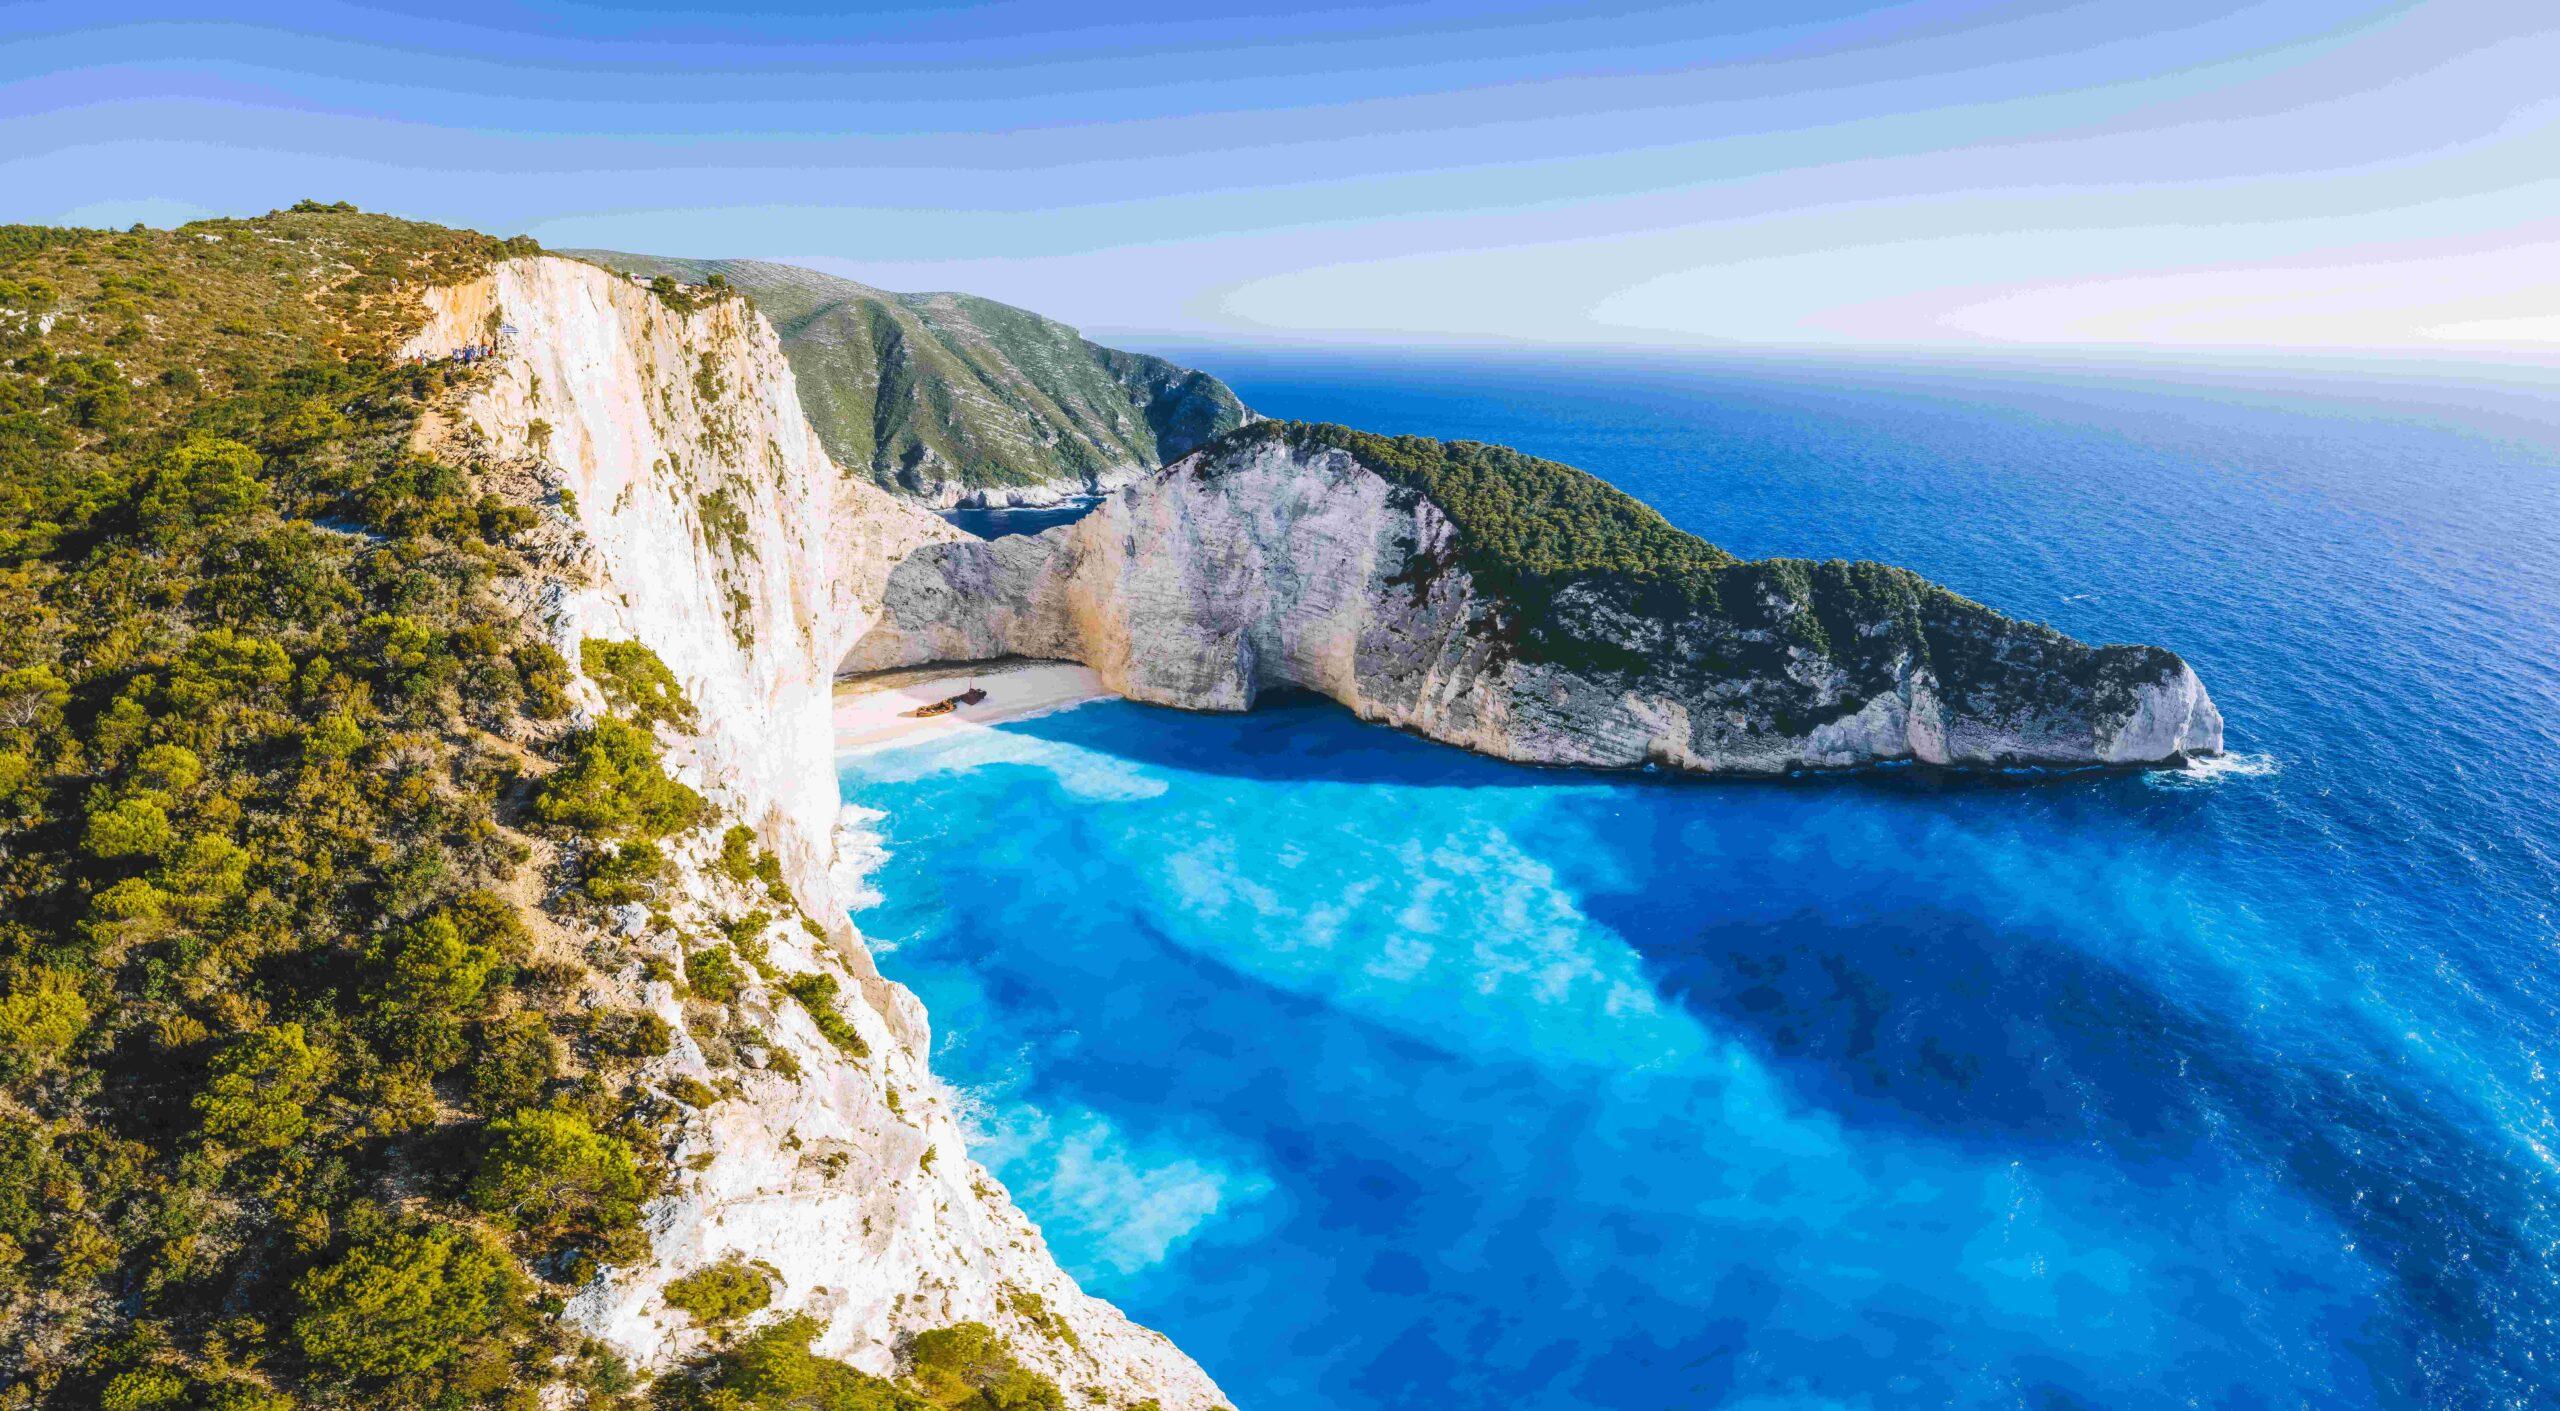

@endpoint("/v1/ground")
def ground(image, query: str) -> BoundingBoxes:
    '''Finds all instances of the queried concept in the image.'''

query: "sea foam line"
[2153,751,2281,787]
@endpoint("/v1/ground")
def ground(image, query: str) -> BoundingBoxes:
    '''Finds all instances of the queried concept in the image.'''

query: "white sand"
[832,659,1109,755]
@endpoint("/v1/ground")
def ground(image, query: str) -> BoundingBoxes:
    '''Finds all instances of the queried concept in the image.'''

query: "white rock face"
[403,258,1228,1408]
[925,468,1144,510]
[848,433,2224,773]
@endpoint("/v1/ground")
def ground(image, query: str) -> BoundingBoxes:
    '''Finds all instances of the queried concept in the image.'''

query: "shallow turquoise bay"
[844,353,2560,1410]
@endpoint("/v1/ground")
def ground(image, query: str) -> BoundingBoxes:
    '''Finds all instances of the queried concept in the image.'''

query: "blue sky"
[6,1,2556,353]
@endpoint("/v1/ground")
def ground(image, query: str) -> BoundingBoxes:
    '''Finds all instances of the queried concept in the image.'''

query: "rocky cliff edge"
[847,421,2223,774]
[401,256,1229,1408]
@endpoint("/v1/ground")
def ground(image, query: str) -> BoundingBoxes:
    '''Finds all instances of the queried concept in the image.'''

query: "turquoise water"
[842,353,2560,1409]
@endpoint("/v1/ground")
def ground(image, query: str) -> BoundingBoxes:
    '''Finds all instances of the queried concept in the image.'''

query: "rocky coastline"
[847,422,2224,775]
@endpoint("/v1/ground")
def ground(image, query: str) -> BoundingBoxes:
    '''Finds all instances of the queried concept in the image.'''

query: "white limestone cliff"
[846,431,2223,774]
[400,257,1228,1408]
[919,466,1146,511]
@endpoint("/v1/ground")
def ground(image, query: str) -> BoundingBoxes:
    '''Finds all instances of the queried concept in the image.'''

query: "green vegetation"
[903,1323,1064,1411]
[653,1316,912,1411]
[467,1108,648,1245]
[697,485,755,561]
[639,272,742,317]
[583,638,697,729]
[782,971,868,1059]
[650,1315,1064,1411]
[0,206,690,1407]
[661,1257,775,1330]
[562,252,1249,495]
[0,203,1169,1411]
[719,822,792,902]
[1232,422,1734,612]
[290,1219,529,1393]
[1236,422,2181,719]
[997,1288,1078,1353]
[535,717,707,839]
[687,944,745,1004]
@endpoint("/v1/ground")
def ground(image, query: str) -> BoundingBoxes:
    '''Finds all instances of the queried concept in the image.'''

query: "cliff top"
[563,249,1251,496]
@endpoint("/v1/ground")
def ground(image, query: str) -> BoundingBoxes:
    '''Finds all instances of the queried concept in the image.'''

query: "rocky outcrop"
[400,258,1228,1408]
[847,423,2223,774]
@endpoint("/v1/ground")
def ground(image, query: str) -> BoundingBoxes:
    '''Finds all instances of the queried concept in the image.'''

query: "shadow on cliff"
[990,690,2207,800]
[1580,887,2552,1403]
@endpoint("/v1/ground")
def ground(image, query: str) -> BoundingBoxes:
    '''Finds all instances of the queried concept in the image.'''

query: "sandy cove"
[833,658,1109,754]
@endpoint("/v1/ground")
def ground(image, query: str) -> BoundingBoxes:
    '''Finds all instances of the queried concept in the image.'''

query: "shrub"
[366,912,504,1071]
[653,1314,916,1411]
[588,1007,674,1061]
[360,613,452,703]
[665,1075,720,1109]
[136,434,264,535]
[84,795,176,860]
[373,912,501,1014]
[465,1015,559,1116]
[581,638,696,729]
[725,911,777,978]
[582,838,670,905]
[719,823,793,902]
[132,741,203,792]
[306,709,364,759]
[516,641,574,718]
[99,1367,187,1411]
[291,1223,519,1385]
[0,966,90,1079]
[782,972,867,1059]
[662,1256,775,1329]
[196,1024,328,1152]
[535,717,706,840]
[905,1322,1064,1411]
[467,1109,645,1237]
[687,945,744,1004]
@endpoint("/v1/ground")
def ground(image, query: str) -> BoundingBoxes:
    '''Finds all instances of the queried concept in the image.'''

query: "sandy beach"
[832,658,1110,755]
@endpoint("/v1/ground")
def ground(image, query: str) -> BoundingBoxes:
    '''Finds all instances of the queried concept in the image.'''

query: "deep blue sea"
[842,350,2560,1410]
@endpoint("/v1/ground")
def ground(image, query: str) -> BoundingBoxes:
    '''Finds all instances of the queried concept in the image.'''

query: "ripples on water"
[843,353,2560,1410]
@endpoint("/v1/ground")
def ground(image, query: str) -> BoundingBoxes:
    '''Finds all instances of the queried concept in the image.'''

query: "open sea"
[845,349,2560,1410]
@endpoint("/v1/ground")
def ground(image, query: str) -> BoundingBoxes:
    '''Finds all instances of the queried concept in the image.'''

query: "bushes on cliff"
[687,944,745,1004]
[720,822,794,902]
[468,1108,647,1239]
[291,1221,530,1389]
[663,1256,777,1330]
[582,837,672,904]
[654,1315,919,1411]
[783,970,868,1059]
[583,637,697,729]
[0,211,665,1406]
[651,1315,1063,1411]
[905,1323,1065,1411]
[536,716,707,839]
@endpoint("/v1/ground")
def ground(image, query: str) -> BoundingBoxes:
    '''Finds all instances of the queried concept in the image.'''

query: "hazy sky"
[7,1,2556,354]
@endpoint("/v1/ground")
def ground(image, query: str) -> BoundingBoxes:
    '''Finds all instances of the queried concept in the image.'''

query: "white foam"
[2150,751,2281,787]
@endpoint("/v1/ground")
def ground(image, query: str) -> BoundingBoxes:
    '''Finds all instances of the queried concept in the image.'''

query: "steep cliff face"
[847,424,2223,774]
[401,258,1227,1407]
[562,252,1254,506]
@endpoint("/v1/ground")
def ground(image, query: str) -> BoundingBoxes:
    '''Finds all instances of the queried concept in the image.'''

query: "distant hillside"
[565,251,1251,502]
